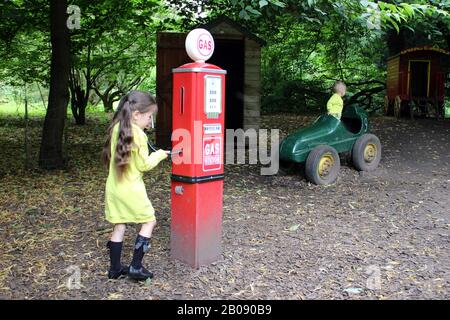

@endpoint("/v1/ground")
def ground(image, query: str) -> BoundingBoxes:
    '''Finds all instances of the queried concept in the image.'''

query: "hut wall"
[243,39,261,130]
[387,56,400,98]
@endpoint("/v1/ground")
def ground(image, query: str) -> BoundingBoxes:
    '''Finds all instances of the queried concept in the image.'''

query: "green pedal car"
[279,105,381,185]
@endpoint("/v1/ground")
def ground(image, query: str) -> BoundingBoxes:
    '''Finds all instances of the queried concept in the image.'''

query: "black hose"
[147,140,159,153]
[145,129,182,156]
[147,140,181,157]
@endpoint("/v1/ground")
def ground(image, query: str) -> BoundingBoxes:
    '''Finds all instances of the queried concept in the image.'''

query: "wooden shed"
[155,16,266,148]
[385,46,450,119]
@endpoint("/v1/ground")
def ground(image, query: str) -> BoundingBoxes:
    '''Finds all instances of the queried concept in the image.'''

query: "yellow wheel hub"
[317,153,334,177]
[364,143,377,162]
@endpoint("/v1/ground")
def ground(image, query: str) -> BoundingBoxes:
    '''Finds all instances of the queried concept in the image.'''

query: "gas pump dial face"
[204,75,222,118]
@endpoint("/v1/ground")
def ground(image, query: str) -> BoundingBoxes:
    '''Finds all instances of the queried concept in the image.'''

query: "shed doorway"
[208,39,245,131]
[409,60,430,97]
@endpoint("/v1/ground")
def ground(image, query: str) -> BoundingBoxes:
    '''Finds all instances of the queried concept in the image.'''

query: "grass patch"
[0,101,111,119]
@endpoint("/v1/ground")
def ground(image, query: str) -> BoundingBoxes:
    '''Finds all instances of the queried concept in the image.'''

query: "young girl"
[101,90,169,281]
[327,80,346,119]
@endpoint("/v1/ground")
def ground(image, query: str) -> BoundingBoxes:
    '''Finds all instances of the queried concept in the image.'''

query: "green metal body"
[279,106,370,163]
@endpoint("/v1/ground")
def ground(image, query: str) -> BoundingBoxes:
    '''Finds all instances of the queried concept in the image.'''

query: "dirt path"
[0,115,448,299]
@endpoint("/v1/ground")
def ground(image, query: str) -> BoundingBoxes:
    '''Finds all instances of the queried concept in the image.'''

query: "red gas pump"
[171,29,226,268]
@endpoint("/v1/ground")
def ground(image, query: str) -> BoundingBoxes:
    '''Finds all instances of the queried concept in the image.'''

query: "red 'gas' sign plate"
[197,32,214,57]
[202,136,222,172]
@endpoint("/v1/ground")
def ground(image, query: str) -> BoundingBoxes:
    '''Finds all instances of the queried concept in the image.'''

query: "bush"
[261,79,328,115]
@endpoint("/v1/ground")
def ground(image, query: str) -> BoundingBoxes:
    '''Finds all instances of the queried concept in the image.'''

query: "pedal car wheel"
[305,145,340,185]
[352,134,381,171]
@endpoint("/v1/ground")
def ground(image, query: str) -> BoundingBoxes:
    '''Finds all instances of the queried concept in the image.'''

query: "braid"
[114,101,134,179]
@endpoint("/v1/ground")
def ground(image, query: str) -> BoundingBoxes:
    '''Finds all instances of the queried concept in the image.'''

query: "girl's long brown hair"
[102,90,157,179]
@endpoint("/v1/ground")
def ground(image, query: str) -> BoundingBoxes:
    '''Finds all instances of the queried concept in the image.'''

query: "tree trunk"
[78,102,86,125]
[69,68,89,125]
[93,85,114,113]
[70,85,88,125]
[93,83,122,113]
[102,97,114,113]
[39,0,70,169]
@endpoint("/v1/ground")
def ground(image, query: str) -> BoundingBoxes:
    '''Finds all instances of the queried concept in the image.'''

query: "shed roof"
[388,46,450,60]
[199,16,266,46]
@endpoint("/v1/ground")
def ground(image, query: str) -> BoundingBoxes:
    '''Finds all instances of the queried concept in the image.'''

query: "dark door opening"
[410,61,429,97]
[208,39,245,130]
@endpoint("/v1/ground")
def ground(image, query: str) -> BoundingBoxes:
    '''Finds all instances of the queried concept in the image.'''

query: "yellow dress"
[326,93,343,119]
[105,123,168,224]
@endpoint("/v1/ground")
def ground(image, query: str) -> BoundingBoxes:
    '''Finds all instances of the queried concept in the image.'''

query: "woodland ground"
[0,112,449,299]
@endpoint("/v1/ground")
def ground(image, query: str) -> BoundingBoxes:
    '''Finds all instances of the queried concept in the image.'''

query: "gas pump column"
[170,29,226,268]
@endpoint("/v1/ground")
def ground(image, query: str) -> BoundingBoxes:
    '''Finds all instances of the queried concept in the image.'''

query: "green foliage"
[233,0,447,114]
[1,0,449,119]
[0,0,180,116]
[0,1,51,85]
[231,0,448,29]
[68,0,161,118]
[258,7,388,113]
[262,79,329,114]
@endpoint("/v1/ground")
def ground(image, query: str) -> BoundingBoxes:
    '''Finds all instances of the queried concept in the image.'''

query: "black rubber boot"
[108,266,128,279]
[128,265,154,281]
[107,241,128,279]
[128,235,154,281]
